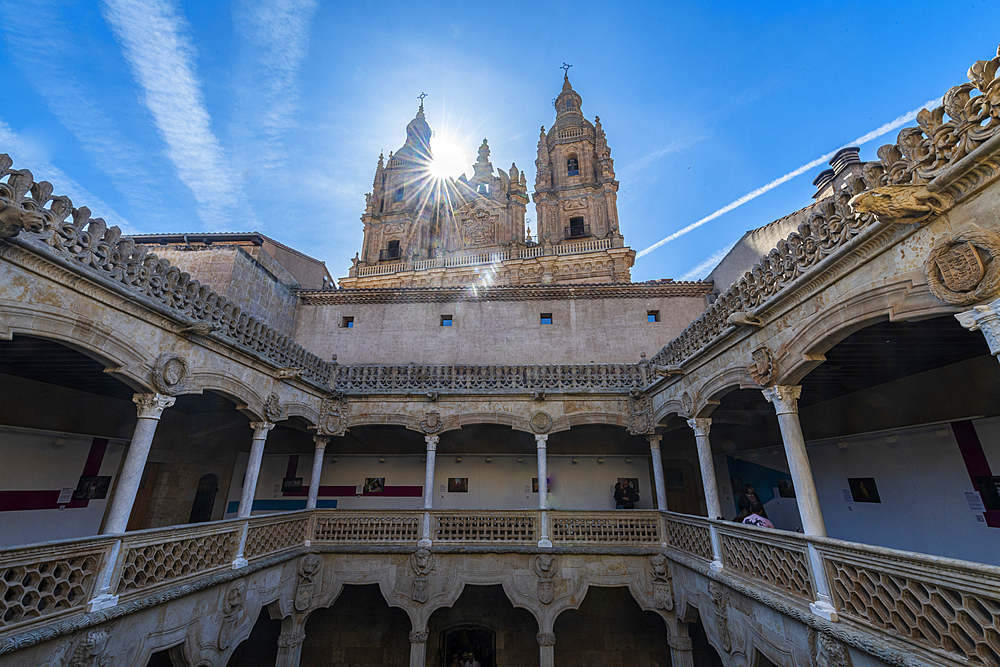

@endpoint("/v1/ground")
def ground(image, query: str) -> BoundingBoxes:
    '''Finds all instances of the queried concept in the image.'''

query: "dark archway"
[689,615,724,667]
[428,585,537,667]
[188,473,219,523]
[553,586,671,666]
[301,584,410,667]
[226,608,281,667]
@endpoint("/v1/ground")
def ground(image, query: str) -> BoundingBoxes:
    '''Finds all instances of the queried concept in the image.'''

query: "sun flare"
[429,134,471,179]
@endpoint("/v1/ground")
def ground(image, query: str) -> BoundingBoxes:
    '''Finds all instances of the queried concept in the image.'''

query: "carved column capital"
[133,393,176,419]
[250,421,276,436]
[409,630,428,644]
[535,433,548,446]
[762,385,802,415]
[647,434,663,448]
[424,434,439,450]
[277,632,305,648]
[686,417,711,438]
[956,299,1000,356]
[536,632,556,646]
[668,636,693,651]
[313,435,331,449]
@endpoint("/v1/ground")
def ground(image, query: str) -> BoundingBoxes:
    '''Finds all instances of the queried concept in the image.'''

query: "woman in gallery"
[737,484,768,519]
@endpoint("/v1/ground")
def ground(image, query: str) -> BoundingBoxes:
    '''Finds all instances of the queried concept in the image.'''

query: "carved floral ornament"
[924,226,1000,305]
[264,393,283,422]
[150,353,188,396]
[747,345,774,386]
[529,411,552,434]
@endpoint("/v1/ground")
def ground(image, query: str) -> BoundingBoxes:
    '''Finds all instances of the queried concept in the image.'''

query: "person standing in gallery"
[737,484,767,518]
[614,478,638,509]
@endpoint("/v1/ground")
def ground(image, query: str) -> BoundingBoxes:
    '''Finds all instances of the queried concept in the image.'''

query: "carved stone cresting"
[747,345,774,386]
[536,632,556,647]
[529,411,552,434]
[317,396,348,437]
[533,554,556,605]
[956,297,1000,355]
[217,579,245,650]
[709,580,732,653]
[294,554,322,612]
[924,226,1000,305]
[421,411,442,434]
[410,548,434,603]
[649,554,674,611]
[150,353,188,396]
[848,184,952,223]
[133,393,176,419]
[762,385,801,415]
[409,630,429,644]
[264,394,283,422]
[809,627,853,667]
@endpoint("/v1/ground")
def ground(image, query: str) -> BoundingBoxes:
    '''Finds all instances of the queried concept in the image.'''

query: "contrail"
[636,97,944,259]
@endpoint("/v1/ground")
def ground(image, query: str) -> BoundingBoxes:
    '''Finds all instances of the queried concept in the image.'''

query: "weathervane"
[418,92,428,109]
[560,63,572,78]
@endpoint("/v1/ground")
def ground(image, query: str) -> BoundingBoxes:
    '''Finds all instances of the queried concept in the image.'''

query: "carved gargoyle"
[650,364,684,378]
[0,200,43,239]
[726,311,763,327]
[180,321,218,336]
[848,185,952,223]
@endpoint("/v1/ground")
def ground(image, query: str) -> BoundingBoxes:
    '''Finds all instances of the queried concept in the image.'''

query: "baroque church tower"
[533,73,623,248]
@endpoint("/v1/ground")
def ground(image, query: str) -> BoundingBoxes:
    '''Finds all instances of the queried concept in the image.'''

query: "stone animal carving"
[410,548,435,603]
[848,185,951,223]
[649,554,674,610]
[726,311,763,327]
[294,554,322,612]
[0,200,43,239]
[533,554,556,605]
[217,579,246,650]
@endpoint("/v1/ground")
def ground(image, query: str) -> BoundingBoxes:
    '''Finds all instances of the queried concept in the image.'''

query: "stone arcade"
[2,56,1000,667]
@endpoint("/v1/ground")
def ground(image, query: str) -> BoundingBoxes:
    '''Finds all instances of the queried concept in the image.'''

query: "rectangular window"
[394,187,404,203]
[647,310,660,323]
[540,313,553,325]
[441,315,453,327]
[342,316,354,328]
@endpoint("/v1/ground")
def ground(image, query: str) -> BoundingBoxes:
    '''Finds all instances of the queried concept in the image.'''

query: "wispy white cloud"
[0,0,165,214]
[230,0,318,172]
[680,242,737,281]
[101,0,251,229]
[637,97,944,260]
[0,118,135,232]
[619,135,705,181]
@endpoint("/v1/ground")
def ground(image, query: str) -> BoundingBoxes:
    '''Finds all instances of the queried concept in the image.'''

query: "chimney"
[813,147,862,199]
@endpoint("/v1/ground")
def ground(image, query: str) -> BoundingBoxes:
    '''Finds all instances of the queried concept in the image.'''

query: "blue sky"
[1,1,997,283]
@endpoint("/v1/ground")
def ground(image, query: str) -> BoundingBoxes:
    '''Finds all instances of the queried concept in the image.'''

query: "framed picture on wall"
[777,479,796,498]
[531,478,553,493]
[448,478,468,493]
[73,476,111,500]
[976,476,1000,510]
[282,477,302,493]
[364,478,385,493]
[848,477,881,503]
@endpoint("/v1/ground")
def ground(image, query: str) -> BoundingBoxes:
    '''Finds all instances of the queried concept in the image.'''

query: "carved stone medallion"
[420,411,442,434]
[264,393,283,422]
[317,397,348,437]
[461,208,496,247]
[925,226,1000,305]
[529,411,552,434]
[747,345,774,386]
[681,391,694,416]
[150,353,188,396]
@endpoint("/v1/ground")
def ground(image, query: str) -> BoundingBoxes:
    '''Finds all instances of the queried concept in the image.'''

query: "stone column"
[536,434,552,548]
[409,629,428,667]
[537,632,555,667]
[687,417,723,571]
[668,635,694,667]
[102,393,175,535]
[419,435,439,548]
[762,385,838,621]
[238,422,275,519]
[276,629,305,667]
[306,436,329,510]
[956,300,1000,360]
[648,434,667,510]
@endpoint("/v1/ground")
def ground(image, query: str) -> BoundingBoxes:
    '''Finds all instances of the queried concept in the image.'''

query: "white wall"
[0,426,125,547]
[225,451,652,515]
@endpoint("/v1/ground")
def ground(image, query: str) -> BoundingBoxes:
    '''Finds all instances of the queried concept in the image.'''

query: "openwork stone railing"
[334,362,644,394]
[664,512,714,561]
[354,237,613,277]
[549,512,661,544]
[653,45,1000,367]
[312,511,422,543]
[0,156,332,386]
[433,511,538,544]
[716,521,813,600]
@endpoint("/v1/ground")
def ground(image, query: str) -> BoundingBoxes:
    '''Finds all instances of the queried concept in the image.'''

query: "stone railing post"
[762,385,838,621]
[956,300,1000,360]
[419,435,438,547]
[687,417,723,571]
[648,434,667,511]
[536,434,552,548]
[102,393,176,535]
[306,435,330,510]
[233,421,274,569]
[409,629,429,667]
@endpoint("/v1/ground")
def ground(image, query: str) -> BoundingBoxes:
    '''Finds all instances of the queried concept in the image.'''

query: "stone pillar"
[276,629,305,667]
[668,635,694,667]
[762,385,838,621]
[537,632,555,667]
[306,436,329,510]
[419,435,439,548]
[648,434,667,510]
[102,393,175,535]
[536,434,552,548]
[409,629,428,667]
[956,300,1000,360]
[687,417,723,571]
[238,422,275,519]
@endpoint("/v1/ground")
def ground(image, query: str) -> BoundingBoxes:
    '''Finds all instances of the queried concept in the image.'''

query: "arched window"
[567,155,579,177]
[564,99,572,110]
[188,474,219,523]
[394,186,404,203]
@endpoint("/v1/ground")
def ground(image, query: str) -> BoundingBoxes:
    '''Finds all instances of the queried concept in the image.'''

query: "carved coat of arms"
[747,346,774,386]
[925,226,1000,305]
[461,208,496,247]
[934,242,984,293]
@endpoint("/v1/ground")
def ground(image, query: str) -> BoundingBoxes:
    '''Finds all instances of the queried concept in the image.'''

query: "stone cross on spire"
[418,92,428,109]
[560,63,572,79]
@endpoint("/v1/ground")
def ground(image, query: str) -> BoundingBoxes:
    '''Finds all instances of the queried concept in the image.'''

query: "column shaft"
[423,436,438,509]
[688,418,723,570]
[239,422,275,519]
[306,436,329,510]
[648,435,667,510]
[535,434,552,548]
[102,394,175,534]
